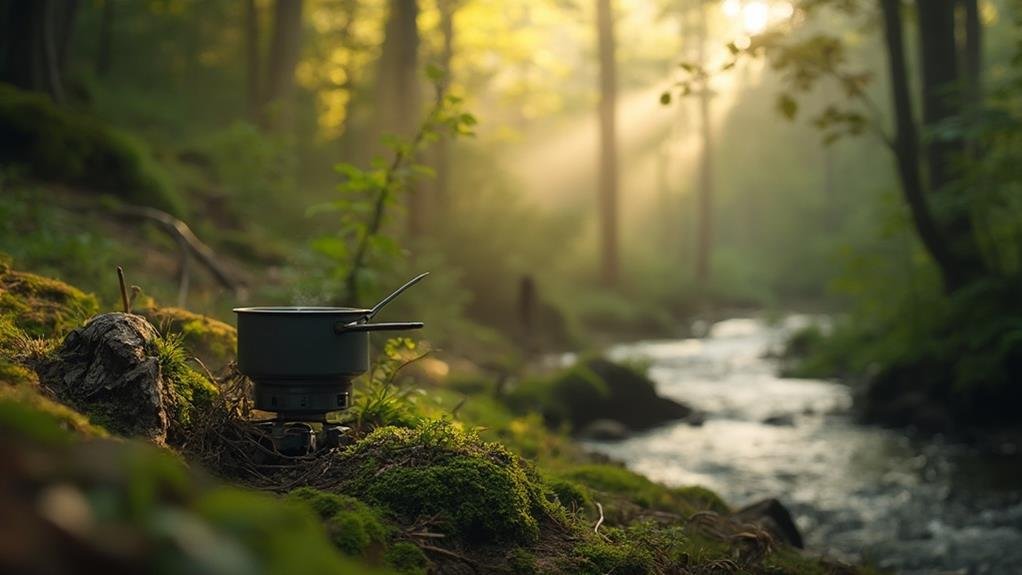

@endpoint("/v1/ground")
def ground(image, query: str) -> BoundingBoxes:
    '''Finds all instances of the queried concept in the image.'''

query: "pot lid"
[233,306,372,314]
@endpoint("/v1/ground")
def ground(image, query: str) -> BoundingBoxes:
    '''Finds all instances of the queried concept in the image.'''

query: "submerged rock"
[734,498,804,549]
[39,313,170,442]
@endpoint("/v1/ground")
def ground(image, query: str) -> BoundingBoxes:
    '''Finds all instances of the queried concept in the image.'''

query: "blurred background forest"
[1,0,1020,425]
[3,1,1022,573]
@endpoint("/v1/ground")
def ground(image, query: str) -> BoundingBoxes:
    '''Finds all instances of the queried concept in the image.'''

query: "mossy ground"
[0,264,874,574]
[142,305,238,371]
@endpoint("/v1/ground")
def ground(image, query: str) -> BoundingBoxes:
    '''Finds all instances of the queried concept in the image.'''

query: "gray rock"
[577,419,630,441]
[40,313,170,443]
[734,498,804,549]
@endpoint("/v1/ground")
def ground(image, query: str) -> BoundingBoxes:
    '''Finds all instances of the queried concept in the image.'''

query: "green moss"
[575,538,654,575]
[140,306,237,370]
[0,266,98,338]
[339,420,554,545]
[506,548,538,574]
[0,83,183,215]
[150,331,218,429]
[287,488,390,557]
[545,477,593,511]
[384,542,428,575]
[557,464,727,515]
[0,386,107,438]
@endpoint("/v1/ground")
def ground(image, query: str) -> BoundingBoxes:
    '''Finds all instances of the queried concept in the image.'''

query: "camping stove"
[249,377,356,455]
[234,273,430,456]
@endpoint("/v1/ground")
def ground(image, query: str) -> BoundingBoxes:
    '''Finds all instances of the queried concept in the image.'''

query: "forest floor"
[0,259,878,575]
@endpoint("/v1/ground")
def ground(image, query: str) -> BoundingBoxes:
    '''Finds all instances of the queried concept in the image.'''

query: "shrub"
[0,83,182,215]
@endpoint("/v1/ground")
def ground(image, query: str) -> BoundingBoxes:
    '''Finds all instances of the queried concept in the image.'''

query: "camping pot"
[233,274,427,419]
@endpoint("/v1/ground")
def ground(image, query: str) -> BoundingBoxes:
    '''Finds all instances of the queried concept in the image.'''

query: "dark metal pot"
[233,273,428,419]
[233,307,421,379]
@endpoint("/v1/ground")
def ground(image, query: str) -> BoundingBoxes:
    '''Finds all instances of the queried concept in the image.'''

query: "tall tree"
[96,0,113,77]
[376,0,422,236]
[914,0,984,289]
[694,1,713,287]
[430,0,457,216]
[1,0,76,102]
[596,0,619,286]
[261,0,303,129]
[244,0,261,121]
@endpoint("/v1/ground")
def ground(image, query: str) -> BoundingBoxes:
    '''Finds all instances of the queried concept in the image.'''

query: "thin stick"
[594,501,605,535]
[117,266,129,313]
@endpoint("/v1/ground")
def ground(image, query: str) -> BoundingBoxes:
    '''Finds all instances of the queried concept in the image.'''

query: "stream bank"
[582,317,1022,575]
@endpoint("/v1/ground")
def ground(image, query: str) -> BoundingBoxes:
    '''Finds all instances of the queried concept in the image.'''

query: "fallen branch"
[112,204,244,296]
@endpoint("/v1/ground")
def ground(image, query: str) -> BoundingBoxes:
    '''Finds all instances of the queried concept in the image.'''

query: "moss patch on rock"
[0,83,183,215]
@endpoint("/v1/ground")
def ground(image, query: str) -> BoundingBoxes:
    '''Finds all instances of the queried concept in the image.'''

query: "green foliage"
[339,420,554,545]
[140,306,238,370]
[545,477,593,511]
[0,84,182,215]
[384,542,428,575]
[505,548,539,574]
[311,72,477,304]
[346,338,427,433]
[287,488,390,557]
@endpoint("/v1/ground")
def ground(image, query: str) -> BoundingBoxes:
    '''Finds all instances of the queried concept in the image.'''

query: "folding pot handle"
[334,321,424,334]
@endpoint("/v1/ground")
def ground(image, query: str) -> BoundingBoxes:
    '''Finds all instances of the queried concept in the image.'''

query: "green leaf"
[659,91,672,105]
[425,63,445,82]
[777,94,798,120]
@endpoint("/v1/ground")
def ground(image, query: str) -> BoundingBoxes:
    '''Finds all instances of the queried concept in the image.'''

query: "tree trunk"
[1,0,65,101]
[96,0,113,77]
[431,0,456,217]
[376,0,422,237]
[261,0,303,130]
[959,0,981,107]
[694,2,713,287]
[244,0,261,121]
[915,0,984,289]
[597,0,619,287]
[879,0,967,293]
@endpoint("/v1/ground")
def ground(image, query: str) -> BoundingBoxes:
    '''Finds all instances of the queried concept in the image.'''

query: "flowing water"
[581,317,1022,574]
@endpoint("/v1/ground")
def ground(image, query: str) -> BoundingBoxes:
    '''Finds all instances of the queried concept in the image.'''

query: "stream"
[581,317,1022,574]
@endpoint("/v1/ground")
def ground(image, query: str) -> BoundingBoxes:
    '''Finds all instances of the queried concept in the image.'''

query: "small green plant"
[311,66,476,305]
[346,338,430,433]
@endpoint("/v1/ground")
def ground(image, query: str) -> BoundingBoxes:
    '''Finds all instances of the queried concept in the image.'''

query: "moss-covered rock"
[141,305,237,371]
[0,263,98,338]
[336,420,556,545]
[506,357,693,433]
[0,83,183,215]
[384,542,428,575]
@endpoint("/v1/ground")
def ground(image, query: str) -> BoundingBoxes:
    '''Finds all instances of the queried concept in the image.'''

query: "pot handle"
[334,321,424,334]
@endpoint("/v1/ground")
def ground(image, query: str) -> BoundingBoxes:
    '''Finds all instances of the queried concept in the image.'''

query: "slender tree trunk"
[1,0,66,102]
[261,0,303,130]
[376,0,422,237]
[597,0,619,286]
[694,2,713,287]
[432,0,455,216]
[915,0,984,288]
[959,0,982,108]
[96,0,113,77]
[244,0,261,121]
[879,0,967,293]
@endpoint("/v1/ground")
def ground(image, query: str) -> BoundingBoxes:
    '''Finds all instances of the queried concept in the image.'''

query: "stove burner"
[252,378,353,420]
